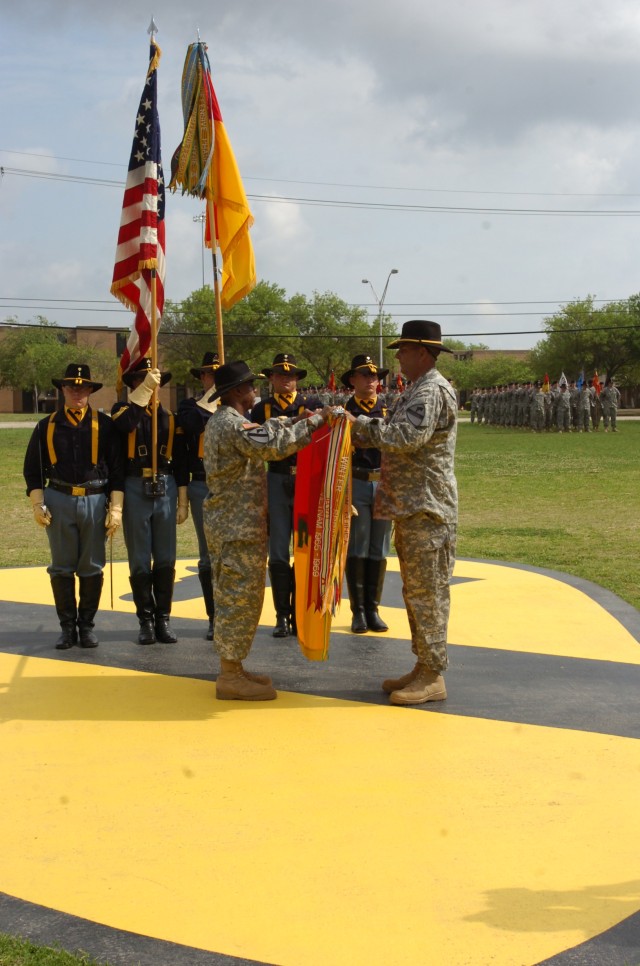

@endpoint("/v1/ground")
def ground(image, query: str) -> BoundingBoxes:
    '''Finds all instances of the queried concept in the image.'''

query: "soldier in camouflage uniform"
[601,377,621,432]
[201,361,327,701]
[569,381,579,430]
[556,383,572,432]
[543,384,554,431]
[347,320,457,707]
[590,381,602,430]
[469,388,478,424]
[530,383,546,432]
[576,383,592,432]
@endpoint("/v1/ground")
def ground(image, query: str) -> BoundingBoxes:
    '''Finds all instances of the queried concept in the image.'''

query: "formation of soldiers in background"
[294,383,406,408]
[468,377,622,433]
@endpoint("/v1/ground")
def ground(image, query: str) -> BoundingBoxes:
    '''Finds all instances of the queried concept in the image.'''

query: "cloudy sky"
[2,0,640,349]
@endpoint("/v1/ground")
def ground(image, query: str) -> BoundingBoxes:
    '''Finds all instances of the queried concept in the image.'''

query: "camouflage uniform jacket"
[350,368,457,524]
[203,405,324,544]
[600,385,621,410]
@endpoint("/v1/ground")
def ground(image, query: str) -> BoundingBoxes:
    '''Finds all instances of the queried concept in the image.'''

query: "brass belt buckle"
[71,486,85,497]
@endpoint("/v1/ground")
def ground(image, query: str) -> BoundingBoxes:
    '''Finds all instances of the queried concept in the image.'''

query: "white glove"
[177,486,189,525]
[105,490,124,537]
[129,368,161,407]
[196,393,219,415]
[30,489,51,528]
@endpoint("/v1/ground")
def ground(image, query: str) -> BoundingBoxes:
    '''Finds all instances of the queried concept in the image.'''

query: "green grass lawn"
[0,934,105,966]
[0,413,40,422]
[3,419,639,610]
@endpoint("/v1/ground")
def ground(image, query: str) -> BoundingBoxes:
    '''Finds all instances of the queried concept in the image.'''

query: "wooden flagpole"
[207,195,225,364]
[150,268,158,478]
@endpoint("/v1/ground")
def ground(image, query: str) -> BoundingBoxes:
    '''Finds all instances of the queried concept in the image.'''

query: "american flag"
[111,41,165,383]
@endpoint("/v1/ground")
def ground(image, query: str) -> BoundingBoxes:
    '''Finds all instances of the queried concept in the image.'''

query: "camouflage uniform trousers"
[393,512,456,672]
[602,405,618,430]
[556,399,571,431]
[207,535,268,661]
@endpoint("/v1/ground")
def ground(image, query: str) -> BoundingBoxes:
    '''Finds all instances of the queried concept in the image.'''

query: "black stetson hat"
[52,363,103,392]
[341,354,389,388]
[263,352,307,380]
[206,360,265,402]
[122,356,172,389]
[386,320,453,353]
[190,351,220,379]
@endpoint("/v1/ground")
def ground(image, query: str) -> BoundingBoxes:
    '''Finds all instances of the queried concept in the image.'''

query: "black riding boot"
[269,561,292,638]
[153,566,178,643]
[364,558,389,632]
[77,573,104,647]
[198,566,215,641]
[50,575,78,649]
[345,558,367,634]
[129,573,156,645]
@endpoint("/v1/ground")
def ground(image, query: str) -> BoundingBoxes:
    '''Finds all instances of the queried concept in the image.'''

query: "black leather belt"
[268,464,297,476]
[127,467,172,478]
[48,481,107,497]
[352,467,381,482]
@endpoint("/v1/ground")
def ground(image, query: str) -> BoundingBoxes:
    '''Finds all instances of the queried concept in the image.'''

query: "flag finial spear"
[148,18,159,40]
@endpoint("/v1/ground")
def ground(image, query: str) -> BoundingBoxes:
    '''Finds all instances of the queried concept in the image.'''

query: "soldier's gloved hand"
[177,486,189,525]
[105,490,124,537]
[129,367,162,407]
[30,489,51,528]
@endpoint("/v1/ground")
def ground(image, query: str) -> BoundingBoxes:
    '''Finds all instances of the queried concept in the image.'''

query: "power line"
[1,304,629,318]
[3,148,640,199]
[4,165,640,216]
[0,296,624,307]
[3,319,638,338]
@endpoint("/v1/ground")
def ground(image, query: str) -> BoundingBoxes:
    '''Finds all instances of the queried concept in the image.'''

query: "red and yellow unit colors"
[294,419,353,660]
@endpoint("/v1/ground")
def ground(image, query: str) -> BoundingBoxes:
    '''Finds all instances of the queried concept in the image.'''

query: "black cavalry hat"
[52,363,103,392]
[190,351,220,379]
[387,320,453,352]
[122,356,172,389]
[263,352,307,380]
[341,354,389,388]
[206,360,265,402]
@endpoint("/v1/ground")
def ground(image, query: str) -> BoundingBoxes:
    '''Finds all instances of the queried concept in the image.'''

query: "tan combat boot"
[243,668,273,686]
[216,659,277,701]
[382,662,420,694]
[389,665,447,706]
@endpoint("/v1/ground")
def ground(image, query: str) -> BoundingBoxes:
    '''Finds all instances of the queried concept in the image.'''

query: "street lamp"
[193,212,206,289]
[362,269,399,373]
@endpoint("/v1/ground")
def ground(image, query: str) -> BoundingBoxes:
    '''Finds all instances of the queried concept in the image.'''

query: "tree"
[159,282,295,389]
[224,281,297,373]
[530,295,640,385]
[159,282,385,389]
[0,319,71,412]
[439,353,535,390]
[0,318,116,412]
[288,291,378,385]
